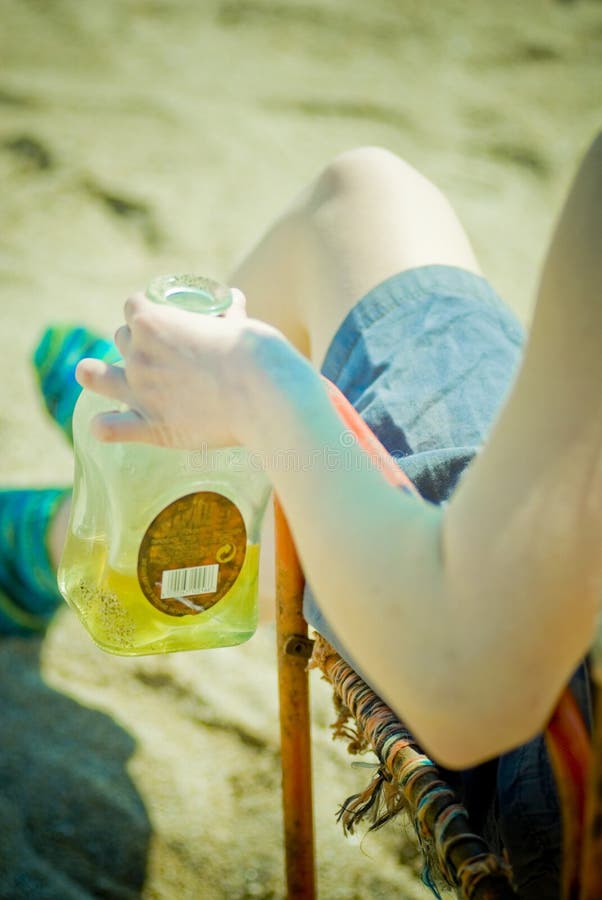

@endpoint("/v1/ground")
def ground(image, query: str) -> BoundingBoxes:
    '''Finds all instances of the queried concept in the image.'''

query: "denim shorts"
[303,264,590,899]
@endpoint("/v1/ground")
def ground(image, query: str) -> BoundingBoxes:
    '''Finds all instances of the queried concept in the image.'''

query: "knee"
[311,146,403,203]
[306,146,433,215]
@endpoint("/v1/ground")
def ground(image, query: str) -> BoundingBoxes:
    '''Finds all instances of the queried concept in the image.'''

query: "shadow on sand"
[0,636,151,899]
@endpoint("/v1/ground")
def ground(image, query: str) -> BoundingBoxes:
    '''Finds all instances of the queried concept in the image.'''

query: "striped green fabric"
[0,488,70,635]
[0,327,119,635]
[32,325,120,445]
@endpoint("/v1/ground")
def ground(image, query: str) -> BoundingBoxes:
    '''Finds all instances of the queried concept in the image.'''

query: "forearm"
[238,334,449,736]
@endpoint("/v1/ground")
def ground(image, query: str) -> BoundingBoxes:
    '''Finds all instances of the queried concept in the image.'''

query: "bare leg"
[229,146,482,619]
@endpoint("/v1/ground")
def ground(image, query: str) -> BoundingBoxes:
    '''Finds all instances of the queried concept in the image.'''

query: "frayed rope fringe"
[310,633,515,899]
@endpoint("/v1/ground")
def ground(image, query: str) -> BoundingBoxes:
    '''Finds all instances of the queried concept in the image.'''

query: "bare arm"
[234,133,602,767]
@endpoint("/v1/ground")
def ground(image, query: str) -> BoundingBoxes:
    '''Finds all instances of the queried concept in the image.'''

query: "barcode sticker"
[161,564,219,599]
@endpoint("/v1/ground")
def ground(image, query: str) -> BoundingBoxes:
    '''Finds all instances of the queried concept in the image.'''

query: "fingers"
[114,324,131,356]
[76,360,147,442]
[124,292,152,325]
[75,358,130,403]
[91,409,152,443]
[225,287,248,319]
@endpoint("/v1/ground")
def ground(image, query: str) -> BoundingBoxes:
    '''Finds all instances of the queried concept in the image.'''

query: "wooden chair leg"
[274,496,316,899]
[579,676,602,899]
[545,688,591,900]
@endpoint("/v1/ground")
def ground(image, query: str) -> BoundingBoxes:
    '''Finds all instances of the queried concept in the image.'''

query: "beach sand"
[1,1,600,896]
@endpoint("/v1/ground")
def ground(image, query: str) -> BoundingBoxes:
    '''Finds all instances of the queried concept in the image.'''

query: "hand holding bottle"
[63,276,274,656]
[76,287,281,451]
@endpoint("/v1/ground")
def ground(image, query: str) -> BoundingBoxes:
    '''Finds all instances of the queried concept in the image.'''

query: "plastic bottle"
[58,275,272,656]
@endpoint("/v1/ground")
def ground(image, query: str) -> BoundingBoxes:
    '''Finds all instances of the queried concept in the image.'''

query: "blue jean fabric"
[303,264,590,899]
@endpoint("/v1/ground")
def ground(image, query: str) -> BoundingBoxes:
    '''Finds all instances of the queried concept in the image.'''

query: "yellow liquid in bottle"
[59,535,260,656]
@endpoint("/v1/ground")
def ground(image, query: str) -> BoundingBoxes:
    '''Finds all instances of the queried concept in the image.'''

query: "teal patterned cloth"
[0,488,70,634]
[0,325,117,635]
[33,324,119,445]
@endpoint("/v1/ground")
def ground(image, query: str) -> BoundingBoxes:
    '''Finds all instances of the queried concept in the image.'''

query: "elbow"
[422,713,547,771]
[404,663,558,771]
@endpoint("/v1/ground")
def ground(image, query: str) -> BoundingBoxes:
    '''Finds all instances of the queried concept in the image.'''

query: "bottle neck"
[146,275,233,315]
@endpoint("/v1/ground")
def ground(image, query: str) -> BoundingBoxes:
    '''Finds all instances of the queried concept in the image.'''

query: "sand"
[1,0,600,896]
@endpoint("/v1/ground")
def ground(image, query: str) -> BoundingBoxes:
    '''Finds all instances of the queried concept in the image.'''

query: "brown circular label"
[137,492,247,617]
